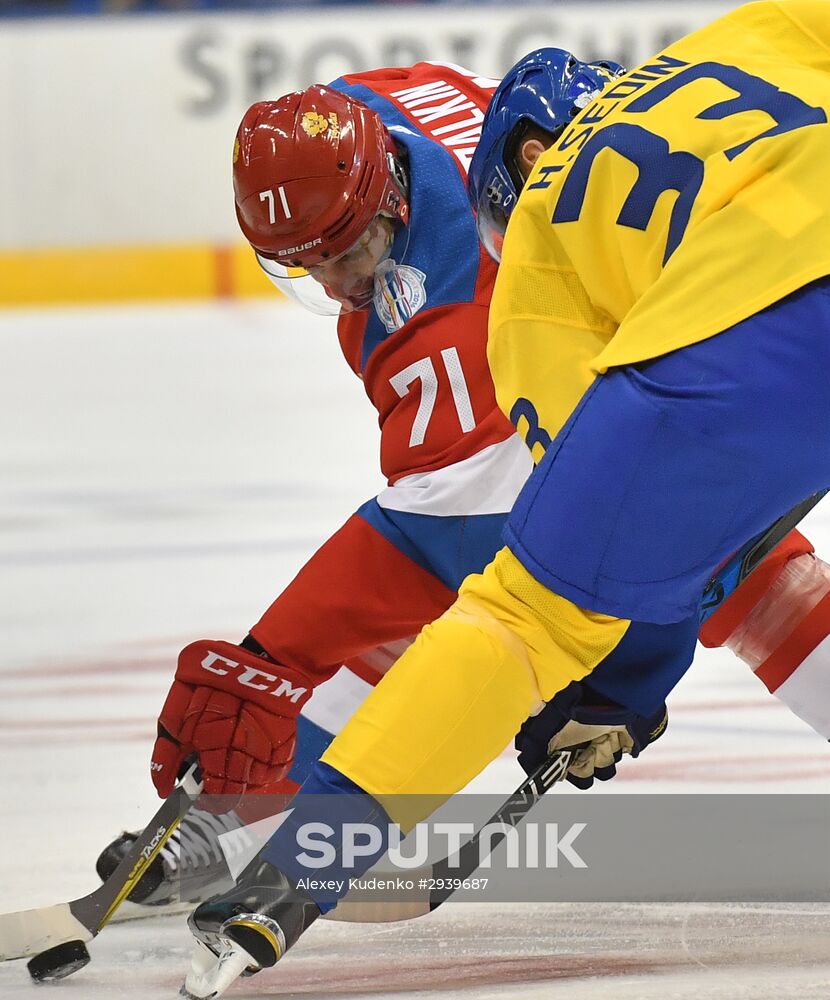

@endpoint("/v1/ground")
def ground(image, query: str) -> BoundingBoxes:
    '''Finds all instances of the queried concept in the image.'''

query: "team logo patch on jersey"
[373,259,427,333]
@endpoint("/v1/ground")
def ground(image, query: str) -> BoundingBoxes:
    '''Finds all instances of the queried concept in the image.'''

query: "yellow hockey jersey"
[490,1,830,461]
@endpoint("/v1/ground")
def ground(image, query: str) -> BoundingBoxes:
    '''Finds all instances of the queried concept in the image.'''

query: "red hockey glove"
[151,639,314,800]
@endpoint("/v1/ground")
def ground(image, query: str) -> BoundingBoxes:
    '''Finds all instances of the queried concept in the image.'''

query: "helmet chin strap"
[377,211,412,267]
[387,150,410,208]
[340,212,412,313]
[366,214,413,306]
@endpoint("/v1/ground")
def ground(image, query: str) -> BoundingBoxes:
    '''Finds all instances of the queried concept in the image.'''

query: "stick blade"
[0,903,91,960]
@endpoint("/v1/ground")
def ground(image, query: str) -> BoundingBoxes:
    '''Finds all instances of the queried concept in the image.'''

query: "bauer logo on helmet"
[277,237,323,258]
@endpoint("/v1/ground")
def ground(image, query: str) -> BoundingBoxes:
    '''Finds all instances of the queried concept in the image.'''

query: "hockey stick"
[699,489,828,623]
[330,489,828,923]
[6,493,823,954]
[330,748,574,923]
[0,764,202,964]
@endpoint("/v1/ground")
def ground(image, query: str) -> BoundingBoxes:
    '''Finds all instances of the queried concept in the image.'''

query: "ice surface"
[0,301,828,998]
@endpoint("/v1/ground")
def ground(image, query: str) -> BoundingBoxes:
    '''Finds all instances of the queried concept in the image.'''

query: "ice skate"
[181,858,320,998]
[95,808,250,908]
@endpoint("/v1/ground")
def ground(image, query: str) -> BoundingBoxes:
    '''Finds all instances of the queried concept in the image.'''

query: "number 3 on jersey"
[550,58,825,264]
[390,347,475,447]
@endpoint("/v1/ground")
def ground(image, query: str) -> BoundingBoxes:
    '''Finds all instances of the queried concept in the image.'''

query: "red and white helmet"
[233,86,409,269]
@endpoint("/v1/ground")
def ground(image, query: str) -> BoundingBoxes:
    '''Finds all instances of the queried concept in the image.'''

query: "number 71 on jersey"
[390,347,475,448]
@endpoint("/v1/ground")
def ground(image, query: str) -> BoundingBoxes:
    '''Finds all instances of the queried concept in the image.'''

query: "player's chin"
[332,283,375,313]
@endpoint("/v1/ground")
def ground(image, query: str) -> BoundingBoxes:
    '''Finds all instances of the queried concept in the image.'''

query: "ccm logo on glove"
[151,639,316,801]
[199,650,308,702]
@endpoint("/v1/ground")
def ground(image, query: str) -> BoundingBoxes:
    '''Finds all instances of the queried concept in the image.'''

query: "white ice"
[0,300,828,999]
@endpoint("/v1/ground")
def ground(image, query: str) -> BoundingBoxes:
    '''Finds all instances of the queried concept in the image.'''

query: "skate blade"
[181,937,257,999]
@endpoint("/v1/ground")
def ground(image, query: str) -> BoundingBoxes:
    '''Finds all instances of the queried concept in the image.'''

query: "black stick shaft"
[429,750,573,907]
[68,766,201,935]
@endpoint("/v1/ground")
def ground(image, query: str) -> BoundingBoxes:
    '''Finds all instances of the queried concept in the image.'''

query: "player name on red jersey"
[389,75,496,173]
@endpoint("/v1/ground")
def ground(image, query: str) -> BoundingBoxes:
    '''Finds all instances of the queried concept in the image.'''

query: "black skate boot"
[181,859,320,998]
[96,808,252,907]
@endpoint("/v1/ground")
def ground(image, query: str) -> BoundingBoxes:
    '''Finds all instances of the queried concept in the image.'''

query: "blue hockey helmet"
[469,48,625,262]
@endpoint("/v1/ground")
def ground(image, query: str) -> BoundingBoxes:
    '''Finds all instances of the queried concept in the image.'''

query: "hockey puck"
[27,939,91,981]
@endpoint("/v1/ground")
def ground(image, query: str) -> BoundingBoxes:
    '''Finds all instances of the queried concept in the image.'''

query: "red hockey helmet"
[233,86,409,269]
